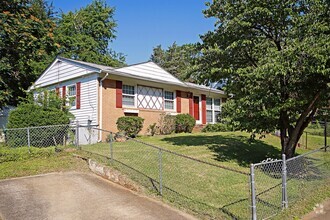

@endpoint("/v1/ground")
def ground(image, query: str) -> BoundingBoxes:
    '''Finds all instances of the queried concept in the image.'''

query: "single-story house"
[30,56,227,143]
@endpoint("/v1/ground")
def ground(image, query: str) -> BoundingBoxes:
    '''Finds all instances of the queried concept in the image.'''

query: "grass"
[0,146,89,180]
[0,131,328,219]
[81,131,330,219]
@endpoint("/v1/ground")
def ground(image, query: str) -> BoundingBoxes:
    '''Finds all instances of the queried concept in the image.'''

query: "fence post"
[250,164,257,220]
[281,154,288,209]
[27,127,31,153]
[76,121,80,149]
[158,149,163,196]
[110,132,113,164]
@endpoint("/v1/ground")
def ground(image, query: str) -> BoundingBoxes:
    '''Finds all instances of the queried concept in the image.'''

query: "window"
[67,85,76,107]
[137,85,163,109]
[164,91,174,110]
[206,98,213,123]
[206,97,221,123]
[214,98,221,122]
[122,85,135,106]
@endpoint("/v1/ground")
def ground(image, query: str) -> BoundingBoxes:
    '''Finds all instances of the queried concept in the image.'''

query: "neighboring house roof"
[30,56,225,95]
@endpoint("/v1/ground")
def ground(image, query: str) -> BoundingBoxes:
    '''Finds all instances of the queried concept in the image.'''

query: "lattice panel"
[137,86,163,110]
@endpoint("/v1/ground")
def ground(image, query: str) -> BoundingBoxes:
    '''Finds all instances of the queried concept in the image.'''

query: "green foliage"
[0,0,125,108]
[150,42,199,82]
[158,113,176,135]
[202,123,232,133]
[0,146,54,163]
[147,123,157,136]
[175,114,196,133]
[7,91,72,128]
[0,0,58,107]
[198,0,330,157]
[116,116,144,137]
[55,0,125,67]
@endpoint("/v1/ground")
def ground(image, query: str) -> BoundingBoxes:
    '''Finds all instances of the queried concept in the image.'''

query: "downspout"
[99,72,109,141]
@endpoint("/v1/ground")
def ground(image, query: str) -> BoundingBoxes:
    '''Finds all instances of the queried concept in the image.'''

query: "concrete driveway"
[0,172,195,220]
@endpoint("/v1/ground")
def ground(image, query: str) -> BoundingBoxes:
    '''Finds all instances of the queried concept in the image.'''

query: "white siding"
[114,62,185,86]
[34,59,97,88]
[44,74,99,126]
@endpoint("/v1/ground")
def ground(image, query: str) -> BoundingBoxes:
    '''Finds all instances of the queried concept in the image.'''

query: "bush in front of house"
[116,116,144,137]
[6,92,73,147]
[201,123,232,133]
[158,113,176,135]
[175,114,196,133]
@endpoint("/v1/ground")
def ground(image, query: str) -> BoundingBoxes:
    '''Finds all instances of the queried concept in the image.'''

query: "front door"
[193,96,200,120]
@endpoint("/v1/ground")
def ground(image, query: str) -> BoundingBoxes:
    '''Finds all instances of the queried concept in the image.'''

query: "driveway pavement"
[0,172,195,220]
[302,199,330,220]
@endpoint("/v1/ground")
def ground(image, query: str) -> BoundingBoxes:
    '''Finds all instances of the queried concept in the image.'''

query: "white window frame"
[122,84,136,107]
[67,84,76,108]
[206,97,222,124]
[164,90,175,110]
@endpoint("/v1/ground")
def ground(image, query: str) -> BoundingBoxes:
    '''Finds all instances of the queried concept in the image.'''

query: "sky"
[51,0,215,64]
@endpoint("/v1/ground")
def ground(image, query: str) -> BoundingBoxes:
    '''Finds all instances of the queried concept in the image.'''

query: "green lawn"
[81,131,330,219]
[0,146,89,180]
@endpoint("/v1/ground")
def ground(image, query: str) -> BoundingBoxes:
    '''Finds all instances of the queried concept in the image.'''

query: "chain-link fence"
[251,146,330,219]
[81,128,251,219]
[3,124,78,150]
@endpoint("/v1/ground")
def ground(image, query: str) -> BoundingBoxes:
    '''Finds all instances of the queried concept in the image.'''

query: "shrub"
[175,114,196,133]
[158,113,176,135]
[202,123,231,132]
[147,123,157,136]
[116,116,144,137]
[7,103,71,128]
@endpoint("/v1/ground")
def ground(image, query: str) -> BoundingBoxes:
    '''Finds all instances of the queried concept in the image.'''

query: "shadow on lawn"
[162,134,281,167]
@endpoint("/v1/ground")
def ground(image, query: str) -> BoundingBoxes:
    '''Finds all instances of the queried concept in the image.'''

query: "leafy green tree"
[55,0,125,67]
[0,0,58,108]
[150,42,199,82]
[198,0,330,158]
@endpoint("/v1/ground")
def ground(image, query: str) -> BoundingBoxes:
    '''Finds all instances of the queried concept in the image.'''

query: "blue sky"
[51,0,215,64]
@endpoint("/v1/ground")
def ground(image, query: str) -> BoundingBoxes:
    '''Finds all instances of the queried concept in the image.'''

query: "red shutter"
[76,82,81,109]
[176,90,181,113]
[201,94,206,124]
[62,86,66,99]
[116,80,123,108]
[189,93,193,116]
[62,86,66,106]
[55,87,59,96]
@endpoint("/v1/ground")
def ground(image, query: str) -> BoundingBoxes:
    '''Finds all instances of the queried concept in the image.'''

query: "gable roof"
[30,57,225,95]
[108,62,186,86]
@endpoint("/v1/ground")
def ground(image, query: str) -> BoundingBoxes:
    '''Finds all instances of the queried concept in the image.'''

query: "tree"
[150,42,199,82]
[198,0,330,158]
[0,0,125,109]
[55,0,125,67]
[0,0,58,108]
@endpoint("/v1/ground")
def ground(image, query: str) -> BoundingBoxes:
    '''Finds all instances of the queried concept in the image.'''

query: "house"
[30,56,227,143]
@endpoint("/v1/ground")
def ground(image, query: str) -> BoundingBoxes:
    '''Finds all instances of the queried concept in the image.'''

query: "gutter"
[98,71,109,141]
